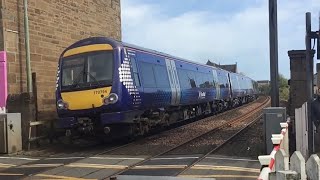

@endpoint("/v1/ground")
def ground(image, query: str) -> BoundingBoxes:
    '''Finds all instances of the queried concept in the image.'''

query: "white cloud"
[121,0,320,80]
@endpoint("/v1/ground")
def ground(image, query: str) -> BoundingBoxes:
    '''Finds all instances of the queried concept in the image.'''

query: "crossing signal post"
[318,13,320,60]
[308,12,320,156]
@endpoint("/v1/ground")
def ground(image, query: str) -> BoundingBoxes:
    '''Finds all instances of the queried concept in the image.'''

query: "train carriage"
[56,37,258,138]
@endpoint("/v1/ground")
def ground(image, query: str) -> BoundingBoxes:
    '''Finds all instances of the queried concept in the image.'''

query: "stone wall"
[0,0,121,118]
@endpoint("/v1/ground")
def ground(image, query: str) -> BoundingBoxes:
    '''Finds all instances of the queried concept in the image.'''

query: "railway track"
[103,96,270,178]
[12,97,268,179]
[176,114,266,176]
[86,96,268,157]
[22,97,264,158]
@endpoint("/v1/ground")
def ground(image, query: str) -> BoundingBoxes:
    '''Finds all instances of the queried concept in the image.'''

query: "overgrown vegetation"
[258,74,289,101]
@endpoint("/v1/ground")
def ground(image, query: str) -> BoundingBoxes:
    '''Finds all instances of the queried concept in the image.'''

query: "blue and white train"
[55,37,258,137]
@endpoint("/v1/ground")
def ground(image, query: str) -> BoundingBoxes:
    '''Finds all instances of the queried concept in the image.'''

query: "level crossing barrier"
[258,122,289,180]
[257,121,320,179]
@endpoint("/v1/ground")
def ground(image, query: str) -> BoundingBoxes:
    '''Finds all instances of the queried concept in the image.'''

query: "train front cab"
[55,38,126,137]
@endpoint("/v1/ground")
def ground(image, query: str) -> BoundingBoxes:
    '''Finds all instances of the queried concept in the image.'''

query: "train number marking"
[94,90,109,95]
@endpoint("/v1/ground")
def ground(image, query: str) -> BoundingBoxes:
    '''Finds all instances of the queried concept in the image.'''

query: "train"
[55,37,259,139]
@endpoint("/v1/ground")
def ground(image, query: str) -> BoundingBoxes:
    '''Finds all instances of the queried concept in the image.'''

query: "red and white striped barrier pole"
[257,122,289,180]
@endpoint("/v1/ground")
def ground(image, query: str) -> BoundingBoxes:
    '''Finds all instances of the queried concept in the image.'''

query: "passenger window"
[187,70,197,88]
[139,62,156,88]
[154,65,170,88]
[177,69,189,89]
[218,72,226,88]
[130,57,141,87]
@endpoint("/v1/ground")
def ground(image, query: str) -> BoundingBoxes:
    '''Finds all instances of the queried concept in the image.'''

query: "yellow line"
[18,164,63,168]
[65,163,128,169]
[35,174,97,180]
[180,174,258,179]
[134,165,187,169]
[0,163,16,168]
[0,173,24,176]
[63,44,113,57]
[192,165,260,173]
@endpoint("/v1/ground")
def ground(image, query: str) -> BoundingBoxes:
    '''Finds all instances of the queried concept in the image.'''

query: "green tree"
[259,84,271,95]
[278,74,289,101]
[257,74,289,101]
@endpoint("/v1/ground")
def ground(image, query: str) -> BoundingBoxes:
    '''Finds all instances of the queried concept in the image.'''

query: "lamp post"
[23,0,32,93]
[268,0,279,107]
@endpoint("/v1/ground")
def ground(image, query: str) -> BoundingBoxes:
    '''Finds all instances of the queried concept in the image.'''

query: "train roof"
[65,37,255,81]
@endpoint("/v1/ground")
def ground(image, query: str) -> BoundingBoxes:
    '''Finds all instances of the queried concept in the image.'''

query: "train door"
[228,73,233,98]
[127,51,143,108]
[212,69,220,99]
[165,59,181,106]
[226,73,232,98]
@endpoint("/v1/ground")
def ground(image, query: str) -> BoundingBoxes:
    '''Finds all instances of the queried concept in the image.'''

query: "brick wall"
[0,0,121,118]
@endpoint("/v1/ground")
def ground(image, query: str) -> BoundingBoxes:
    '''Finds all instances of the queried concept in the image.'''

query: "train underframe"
[62,95,257,142]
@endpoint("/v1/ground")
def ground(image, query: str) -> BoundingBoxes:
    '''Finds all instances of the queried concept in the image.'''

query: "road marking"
[35,174,97,180]
[205,156,259,162]
[0,163,16,168]
[192,165,260,173]
[65,163,128,169]
[18,163,63,168]
[0,173,24,176]
[0,157,39,161]
[134,165,187,169]
[45,157,85,160]
[151,157,199,160]
[180,175,258,179]
[89,157,145,160]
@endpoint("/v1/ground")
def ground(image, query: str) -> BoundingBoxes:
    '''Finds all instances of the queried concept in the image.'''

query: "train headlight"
[103,93,119,105]
[57,99,69,110]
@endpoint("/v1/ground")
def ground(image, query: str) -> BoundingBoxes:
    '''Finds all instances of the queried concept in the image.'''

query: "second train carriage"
[56,37,258,138]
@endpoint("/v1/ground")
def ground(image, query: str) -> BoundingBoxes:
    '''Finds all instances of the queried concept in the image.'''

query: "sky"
[120,0,320,80]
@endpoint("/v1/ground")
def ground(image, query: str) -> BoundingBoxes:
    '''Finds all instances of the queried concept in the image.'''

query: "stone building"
[206,60,238,73]
[0,0,121,118]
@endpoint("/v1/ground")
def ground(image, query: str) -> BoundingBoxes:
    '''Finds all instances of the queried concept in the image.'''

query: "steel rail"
[106,97,270,178]
[27,97,266,178]
[176,113,266,176]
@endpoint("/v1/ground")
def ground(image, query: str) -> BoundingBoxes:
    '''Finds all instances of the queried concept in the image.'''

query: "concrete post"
[276,171,299,180]
[269,172,276,180]
[290,151,306,180]
[275,149,289,171]
[0,51,7,114]
[306,154,320,180]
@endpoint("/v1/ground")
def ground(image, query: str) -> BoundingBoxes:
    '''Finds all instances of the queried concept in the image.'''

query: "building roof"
[206,60,237,73]
[257,80,270,84]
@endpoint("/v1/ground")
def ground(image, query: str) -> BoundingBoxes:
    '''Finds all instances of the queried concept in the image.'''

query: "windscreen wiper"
[85,71,102,87]
[72,69,85,88]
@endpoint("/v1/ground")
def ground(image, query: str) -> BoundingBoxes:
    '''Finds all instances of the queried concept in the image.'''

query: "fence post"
[289,151,306,180]
[306,154,320,180]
